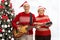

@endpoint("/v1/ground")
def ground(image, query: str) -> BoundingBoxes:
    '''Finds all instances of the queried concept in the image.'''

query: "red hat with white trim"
[38,6,46,10]
[20,1,29,7]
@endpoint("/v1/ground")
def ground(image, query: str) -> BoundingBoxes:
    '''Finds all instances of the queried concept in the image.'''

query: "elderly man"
[12,1,36,40]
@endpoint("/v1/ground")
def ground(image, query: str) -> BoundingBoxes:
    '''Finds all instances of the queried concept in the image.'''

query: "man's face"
[23,4,30,11]
[38,8,45,15]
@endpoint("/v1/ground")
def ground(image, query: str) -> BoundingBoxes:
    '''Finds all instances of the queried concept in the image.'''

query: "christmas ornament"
[2,14,8,20]
[7,19,10,22]
[0,0,15,40]
[1,0,5,3]
[0,34,2,37]
[5,1,8,5]
[2,29,5,32]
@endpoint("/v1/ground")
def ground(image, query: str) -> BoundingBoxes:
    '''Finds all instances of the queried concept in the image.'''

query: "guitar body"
[13,25,28,38]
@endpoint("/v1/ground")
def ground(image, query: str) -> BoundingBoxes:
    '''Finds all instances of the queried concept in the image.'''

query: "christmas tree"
[0,0,15,40]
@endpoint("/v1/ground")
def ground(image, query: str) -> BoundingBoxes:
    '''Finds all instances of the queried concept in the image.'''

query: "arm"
[44,16,52,27]
[12,13,20,30]
[32,14,36,26]
[34,15,52,28]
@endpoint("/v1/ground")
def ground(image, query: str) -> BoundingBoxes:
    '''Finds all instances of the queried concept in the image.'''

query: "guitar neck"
[24,22,52,31]
[26,26,36,31]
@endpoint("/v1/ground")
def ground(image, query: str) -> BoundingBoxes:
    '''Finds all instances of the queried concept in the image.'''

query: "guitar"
[13,22,52,38]
[12,25,36,38]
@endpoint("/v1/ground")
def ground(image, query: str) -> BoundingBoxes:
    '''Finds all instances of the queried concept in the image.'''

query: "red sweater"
[35,15,51,36]
[12,12,36,35]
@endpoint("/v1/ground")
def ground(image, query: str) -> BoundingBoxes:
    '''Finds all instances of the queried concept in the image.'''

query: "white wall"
[11,0,59,40]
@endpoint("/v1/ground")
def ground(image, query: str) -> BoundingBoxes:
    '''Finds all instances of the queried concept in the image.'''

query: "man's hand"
[34,22,44,26]
[17,26,20,32]
[34,22,42,25]
[38,28,49,31]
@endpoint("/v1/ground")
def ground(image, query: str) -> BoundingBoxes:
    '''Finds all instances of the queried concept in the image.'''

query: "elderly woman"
[35,6,52,40]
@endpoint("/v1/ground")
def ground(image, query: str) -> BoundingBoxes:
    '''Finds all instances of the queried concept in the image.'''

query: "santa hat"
[20,1,28,7]
[0,5,4,8]
[38,6,46,10]
[38,6,46,16]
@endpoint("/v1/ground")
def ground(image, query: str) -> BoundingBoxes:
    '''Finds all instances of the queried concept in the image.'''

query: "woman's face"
[38,8,45,15]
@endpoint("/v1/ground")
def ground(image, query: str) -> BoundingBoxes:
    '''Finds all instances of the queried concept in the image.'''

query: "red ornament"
[1,0,5,3]
[0,28,2,33]
[2,14,8,20]
[0,5,4,8]
[10,3,12,8]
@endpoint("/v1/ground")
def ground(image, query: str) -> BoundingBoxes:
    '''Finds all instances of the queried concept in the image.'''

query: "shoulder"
[32,14,35,16]
[44,15,50,19]
[36,15,49,19]
[45,15,49,17]
[32,14,35,18]
[36,16,39,18]
[18,12,24,15]
[30,12,35,16]
[16,12,24,16]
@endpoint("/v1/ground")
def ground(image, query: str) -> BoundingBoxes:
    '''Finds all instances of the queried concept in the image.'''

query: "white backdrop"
[11,0,59,40]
